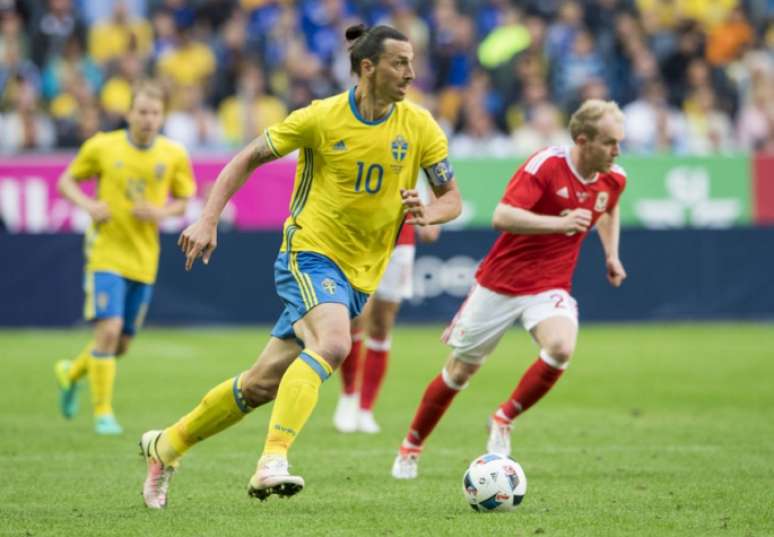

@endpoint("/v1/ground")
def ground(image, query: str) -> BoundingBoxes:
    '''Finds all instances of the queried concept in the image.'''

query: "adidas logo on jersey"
[333,140,347,151]
[556,186,569,199]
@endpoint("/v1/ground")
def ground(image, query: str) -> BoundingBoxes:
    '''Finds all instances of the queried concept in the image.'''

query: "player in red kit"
[391,100,628,479]
[334,221,440,433]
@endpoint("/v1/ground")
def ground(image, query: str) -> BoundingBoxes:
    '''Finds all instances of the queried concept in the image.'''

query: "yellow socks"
[89,351,116,416]
[157,374,252,466]
[263,350,333,457]
[68,341,94,383]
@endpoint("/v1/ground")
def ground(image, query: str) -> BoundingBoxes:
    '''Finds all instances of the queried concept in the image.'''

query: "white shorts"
[374,245,416,303]
[442,284,578,363]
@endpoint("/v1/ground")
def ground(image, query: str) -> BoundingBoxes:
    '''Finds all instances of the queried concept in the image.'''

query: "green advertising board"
[451,155,752,229]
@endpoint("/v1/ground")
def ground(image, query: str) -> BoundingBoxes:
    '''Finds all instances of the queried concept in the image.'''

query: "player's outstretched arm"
[58,171,110,223]
[402,181,461,226]
[178,135,278,271]
[492,203,591,235]
[596,205,626,287]
[133,197,189,223]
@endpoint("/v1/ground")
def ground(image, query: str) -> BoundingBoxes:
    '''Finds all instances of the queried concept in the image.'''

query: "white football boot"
[139,430,176,509]
[333,393,359,433]
[391,444,421,480]
[486,414,513,457]
[357,410,381,434]
[248,455,305,501]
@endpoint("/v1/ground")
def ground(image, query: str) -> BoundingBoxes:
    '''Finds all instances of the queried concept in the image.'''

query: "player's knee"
[445,357,479,387]
[368,318,391,341]
[95,324,122,354]
[314,335,351,367]
[115,338,131,357]
[542,339,575,364]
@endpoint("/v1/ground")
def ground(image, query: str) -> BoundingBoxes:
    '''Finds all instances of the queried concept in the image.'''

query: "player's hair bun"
[345,24,368,42]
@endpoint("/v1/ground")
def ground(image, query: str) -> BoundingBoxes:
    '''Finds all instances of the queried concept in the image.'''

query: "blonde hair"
[568,99,624,141]
[129,79,167,110]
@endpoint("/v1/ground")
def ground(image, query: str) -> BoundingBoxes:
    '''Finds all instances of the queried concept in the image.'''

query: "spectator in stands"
[0,0,771,155]
[706,7,753,67]
[623,78,687,154]
[88,0,153,65]
[156,21,216,110]
[450,102,513,158]
[0,39,41,110]
[511,100,572,155]
[80,0,146,25]
[736,75,774,150]
[683,57,738,117]
[165,84,222,150]
[149,8,176,61]
[41,34,102,102]
[0,79,55,153]
[660,20,704,107]
[429,0,474,91]
[29,0,86,68]
[0,5,27,61]
[281,34,334,101]
[683,86,735,154]
[49,69,99,147]
[56,98,103,148]
[552,28,606,110]
[100,52,145,129]
[217,62,287,147]
[299,0,351,66]
[210,9,247,106]
[545,0,583,62]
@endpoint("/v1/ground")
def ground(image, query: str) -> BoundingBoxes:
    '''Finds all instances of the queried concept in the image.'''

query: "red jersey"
[476,146,626,296]
[396,221,415,246]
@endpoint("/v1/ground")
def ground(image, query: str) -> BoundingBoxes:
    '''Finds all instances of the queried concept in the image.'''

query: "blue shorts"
[271,251,370,341]
[84,271,153,336]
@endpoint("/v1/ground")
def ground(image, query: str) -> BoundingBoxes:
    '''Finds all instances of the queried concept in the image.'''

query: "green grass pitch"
[1,324,772,537]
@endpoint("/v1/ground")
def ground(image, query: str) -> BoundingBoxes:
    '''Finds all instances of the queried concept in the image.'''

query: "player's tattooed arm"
[246,134,280,170]
[178,134,279,271]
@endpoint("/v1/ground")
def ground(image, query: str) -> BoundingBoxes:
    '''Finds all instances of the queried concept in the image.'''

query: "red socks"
[405,370,464,446]
[498,353,565,421]
[339,331,363,396]
[359,338,389,411]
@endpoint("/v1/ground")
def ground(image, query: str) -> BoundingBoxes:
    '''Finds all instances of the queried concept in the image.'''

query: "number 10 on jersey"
[354,161,383,194]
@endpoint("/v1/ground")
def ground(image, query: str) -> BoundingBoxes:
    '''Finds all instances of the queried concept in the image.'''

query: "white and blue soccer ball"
[462,453,527,512]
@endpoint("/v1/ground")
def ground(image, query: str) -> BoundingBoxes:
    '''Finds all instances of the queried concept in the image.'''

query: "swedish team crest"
[391,135,408,161]
[154,163,166,181]
[321,278,337,295]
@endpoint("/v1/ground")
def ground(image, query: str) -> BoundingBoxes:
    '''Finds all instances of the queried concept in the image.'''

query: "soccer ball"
[462,453,527,512]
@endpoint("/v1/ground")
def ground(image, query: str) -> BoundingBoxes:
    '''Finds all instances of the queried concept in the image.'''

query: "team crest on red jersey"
[594,192,609,212]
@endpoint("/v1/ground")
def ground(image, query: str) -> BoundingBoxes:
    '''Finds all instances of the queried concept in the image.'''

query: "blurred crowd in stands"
[0,0,772,156]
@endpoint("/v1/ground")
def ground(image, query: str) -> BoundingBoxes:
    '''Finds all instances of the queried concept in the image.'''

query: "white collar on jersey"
[562,145,599,185]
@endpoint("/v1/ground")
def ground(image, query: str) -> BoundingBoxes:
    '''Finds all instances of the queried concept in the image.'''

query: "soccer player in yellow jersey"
[54,81,196,435]
[139,24,462,508]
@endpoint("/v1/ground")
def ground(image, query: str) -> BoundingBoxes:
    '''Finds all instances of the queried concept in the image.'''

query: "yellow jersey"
[265,88,453,293]
[67,130,196,284]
